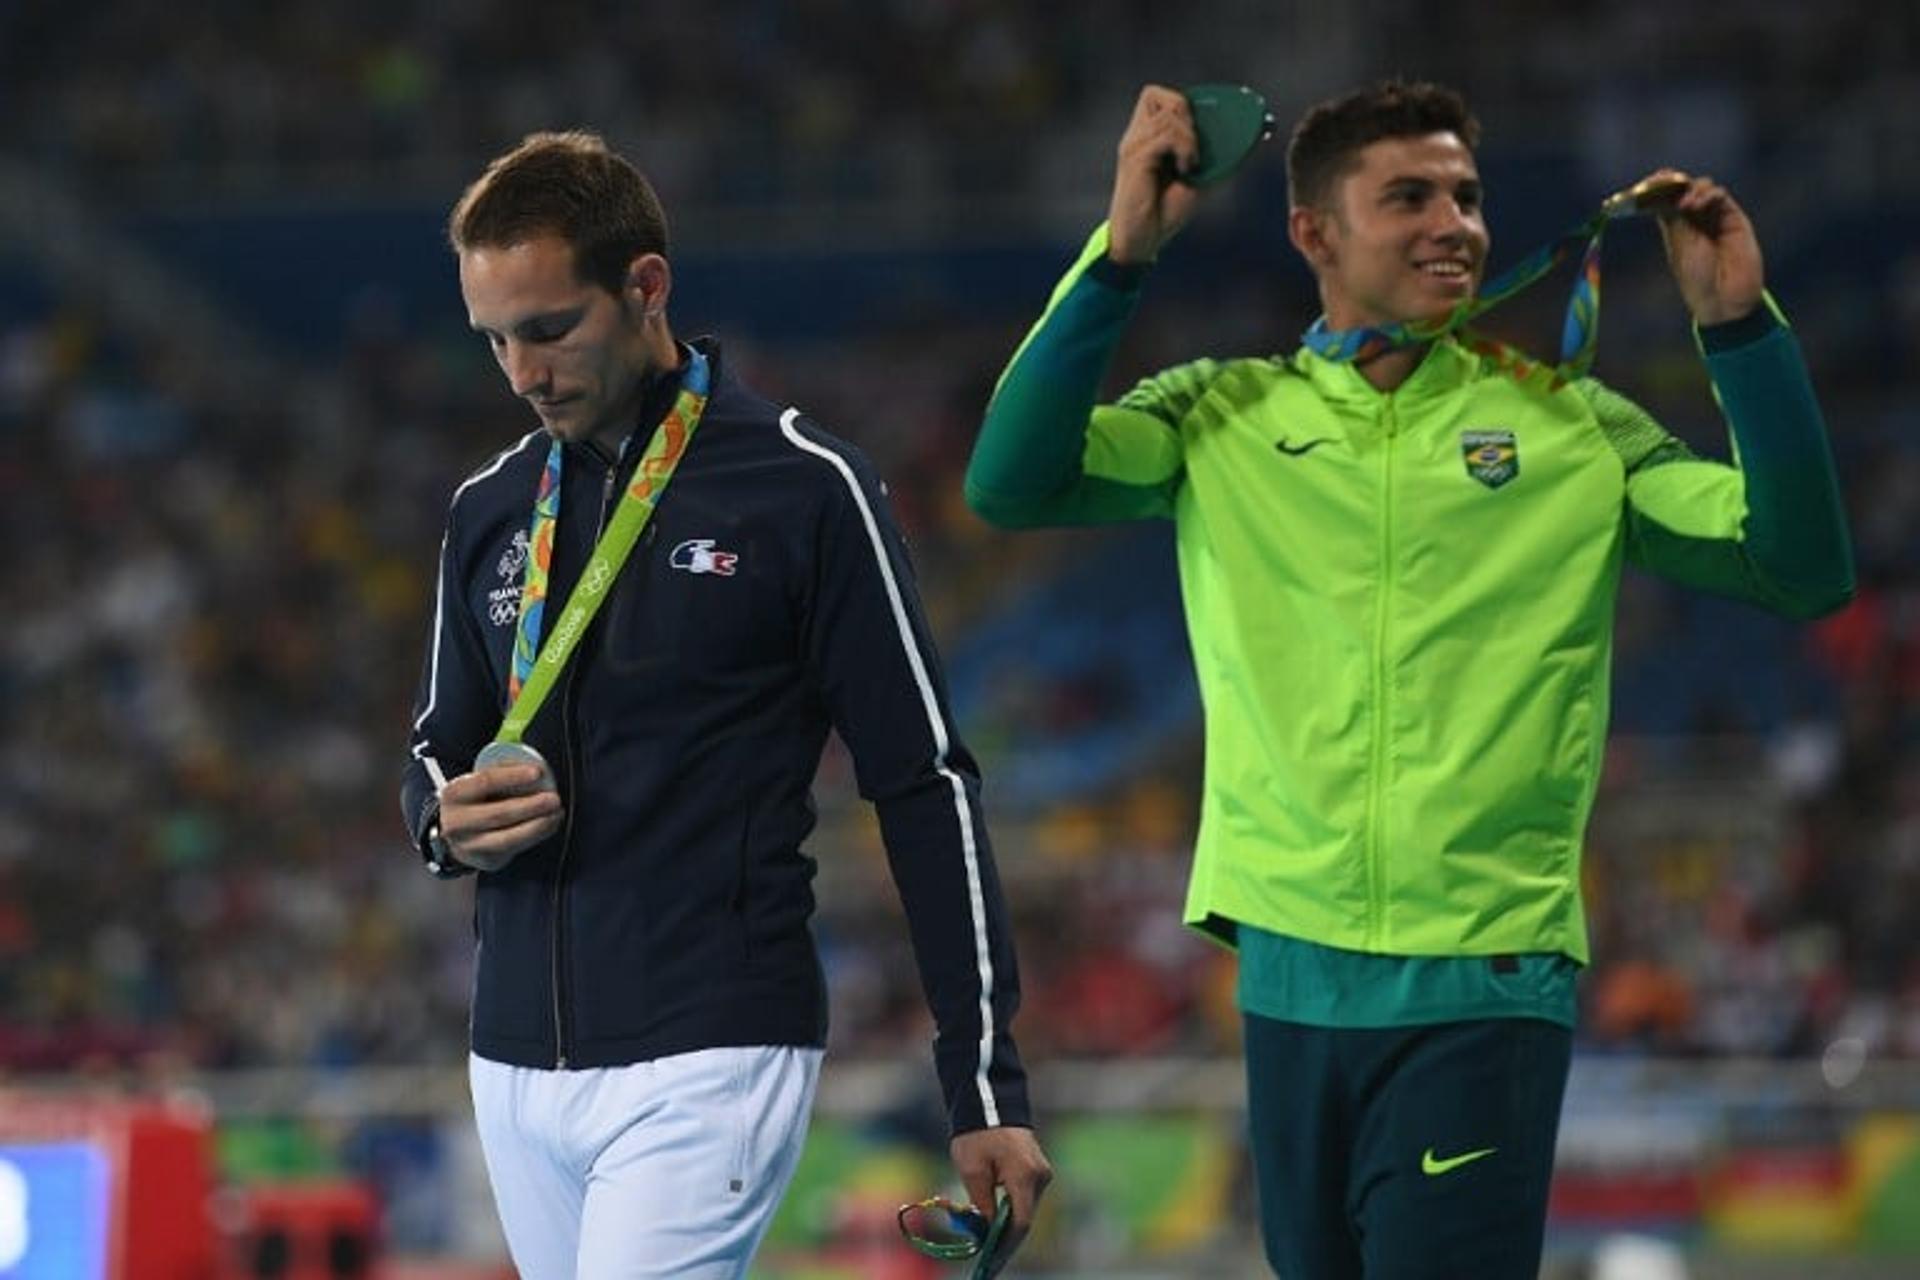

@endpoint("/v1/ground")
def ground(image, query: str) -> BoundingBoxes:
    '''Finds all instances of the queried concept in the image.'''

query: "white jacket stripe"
[777,409,1001,1128]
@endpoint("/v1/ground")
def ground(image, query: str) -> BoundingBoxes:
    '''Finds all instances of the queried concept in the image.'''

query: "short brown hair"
[448,130,669,293]
[1286,81,1480,209]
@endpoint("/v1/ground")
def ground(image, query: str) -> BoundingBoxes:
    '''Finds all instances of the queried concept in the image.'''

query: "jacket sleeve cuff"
[1087,253,1151,292]
[1696,290,1787,354]
[412,795,473,879]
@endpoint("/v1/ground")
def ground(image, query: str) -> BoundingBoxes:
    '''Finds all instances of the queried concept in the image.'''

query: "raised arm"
[965,86,1219,531]
[1581,304,1853,618]
[1583,173,1852,617]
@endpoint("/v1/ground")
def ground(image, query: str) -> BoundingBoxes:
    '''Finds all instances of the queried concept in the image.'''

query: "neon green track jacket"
[966,224,1853,965]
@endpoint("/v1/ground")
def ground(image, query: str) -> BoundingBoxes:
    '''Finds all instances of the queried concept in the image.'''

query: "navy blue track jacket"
[400,338,1030,1134]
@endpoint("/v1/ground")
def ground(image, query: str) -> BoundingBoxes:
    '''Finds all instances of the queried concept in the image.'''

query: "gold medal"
[1600,171,1690,218]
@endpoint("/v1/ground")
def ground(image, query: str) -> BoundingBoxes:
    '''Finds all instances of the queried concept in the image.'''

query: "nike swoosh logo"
[1275,438,1333,456]
[1422,1146,1496,1176]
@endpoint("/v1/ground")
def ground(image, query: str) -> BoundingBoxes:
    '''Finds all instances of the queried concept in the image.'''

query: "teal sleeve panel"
[1697,316,1855,617]
[1590,304,1854,620]
[965,226,1180,527]
[1235,926,1579,1029]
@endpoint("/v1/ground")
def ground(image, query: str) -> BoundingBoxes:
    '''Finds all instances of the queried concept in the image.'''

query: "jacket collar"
[1288,332,1482,409]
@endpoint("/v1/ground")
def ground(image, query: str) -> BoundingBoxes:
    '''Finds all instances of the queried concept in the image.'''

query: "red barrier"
[223,1181,381,1280]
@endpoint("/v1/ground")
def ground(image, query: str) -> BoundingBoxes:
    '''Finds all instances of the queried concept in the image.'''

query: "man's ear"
[1288,205,1336,271]
[625,253,672,318]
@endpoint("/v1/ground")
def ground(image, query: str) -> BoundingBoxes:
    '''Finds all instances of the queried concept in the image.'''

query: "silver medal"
[475,740,557,793]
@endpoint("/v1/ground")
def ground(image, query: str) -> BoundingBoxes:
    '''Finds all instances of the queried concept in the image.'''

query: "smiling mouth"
[1417,260,1473,281]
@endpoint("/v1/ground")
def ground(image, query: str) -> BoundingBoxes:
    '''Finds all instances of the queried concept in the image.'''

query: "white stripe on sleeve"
[778,409,1001,1128]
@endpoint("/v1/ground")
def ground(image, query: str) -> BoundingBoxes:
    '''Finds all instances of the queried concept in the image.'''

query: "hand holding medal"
[1107,82,1275,265]
[436,750,564,873]
[1629,169,1767,327]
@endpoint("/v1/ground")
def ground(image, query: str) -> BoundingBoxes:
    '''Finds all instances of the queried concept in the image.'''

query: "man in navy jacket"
[401,130,1049,1279]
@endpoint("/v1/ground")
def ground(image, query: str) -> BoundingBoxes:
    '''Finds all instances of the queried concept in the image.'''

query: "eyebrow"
[1381,175,1483,199]
[471,306,585,340]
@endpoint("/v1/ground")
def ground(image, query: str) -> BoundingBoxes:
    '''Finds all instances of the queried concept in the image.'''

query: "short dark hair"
[448,130,669,294]
[1286,81,1480,209]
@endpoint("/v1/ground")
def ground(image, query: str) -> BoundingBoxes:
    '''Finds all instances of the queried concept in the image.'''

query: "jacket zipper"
[550,446,625,1069]
[1365,397,1398,950]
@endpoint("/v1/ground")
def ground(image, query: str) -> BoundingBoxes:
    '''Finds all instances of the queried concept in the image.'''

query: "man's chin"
[538,411,622,451]
[535,407,585,438]
[1422,280,1477,316]
[1382,303,1466,336]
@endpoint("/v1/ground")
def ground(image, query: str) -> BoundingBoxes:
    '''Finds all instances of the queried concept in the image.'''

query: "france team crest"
[1461,429,1519,489]
[670,538,739,576]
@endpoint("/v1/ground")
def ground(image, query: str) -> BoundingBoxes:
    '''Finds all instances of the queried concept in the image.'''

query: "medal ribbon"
[507,443,564,705]
[1300,190,1656,384]
[497,347,711,744]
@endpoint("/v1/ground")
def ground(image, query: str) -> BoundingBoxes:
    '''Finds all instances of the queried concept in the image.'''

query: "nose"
[499,340,549,398]
[1428,196,1478,245]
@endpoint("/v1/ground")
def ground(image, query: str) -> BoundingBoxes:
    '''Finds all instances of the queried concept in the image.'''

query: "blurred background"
[1,0,1917,1276]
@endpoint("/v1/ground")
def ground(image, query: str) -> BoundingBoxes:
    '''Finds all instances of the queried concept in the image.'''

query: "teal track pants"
[1244,1014,1572,1280]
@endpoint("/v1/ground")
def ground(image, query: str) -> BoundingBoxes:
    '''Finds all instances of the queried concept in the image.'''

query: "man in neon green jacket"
[965,80,1852,1279]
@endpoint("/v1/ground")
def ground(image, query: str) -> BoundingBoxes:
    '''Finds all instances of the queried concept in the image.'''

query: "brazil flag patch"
[1461,429,1519,489]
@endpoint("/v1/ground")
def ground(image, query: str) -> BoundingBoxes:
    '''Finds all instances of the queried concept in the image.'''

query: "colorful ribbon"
[507,441,565,705]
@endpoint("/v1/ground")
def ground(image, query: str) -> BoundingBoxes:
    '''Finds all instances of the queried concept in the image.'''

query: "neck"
[1355,344,1425,393]
[1318,297,1434,393]
[646,324,683,374]
[588,338,687,457]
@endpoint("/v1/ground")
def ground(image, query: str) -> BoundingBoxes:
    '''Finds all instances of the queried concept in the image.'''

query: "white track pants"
[469,1046,823,1279]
